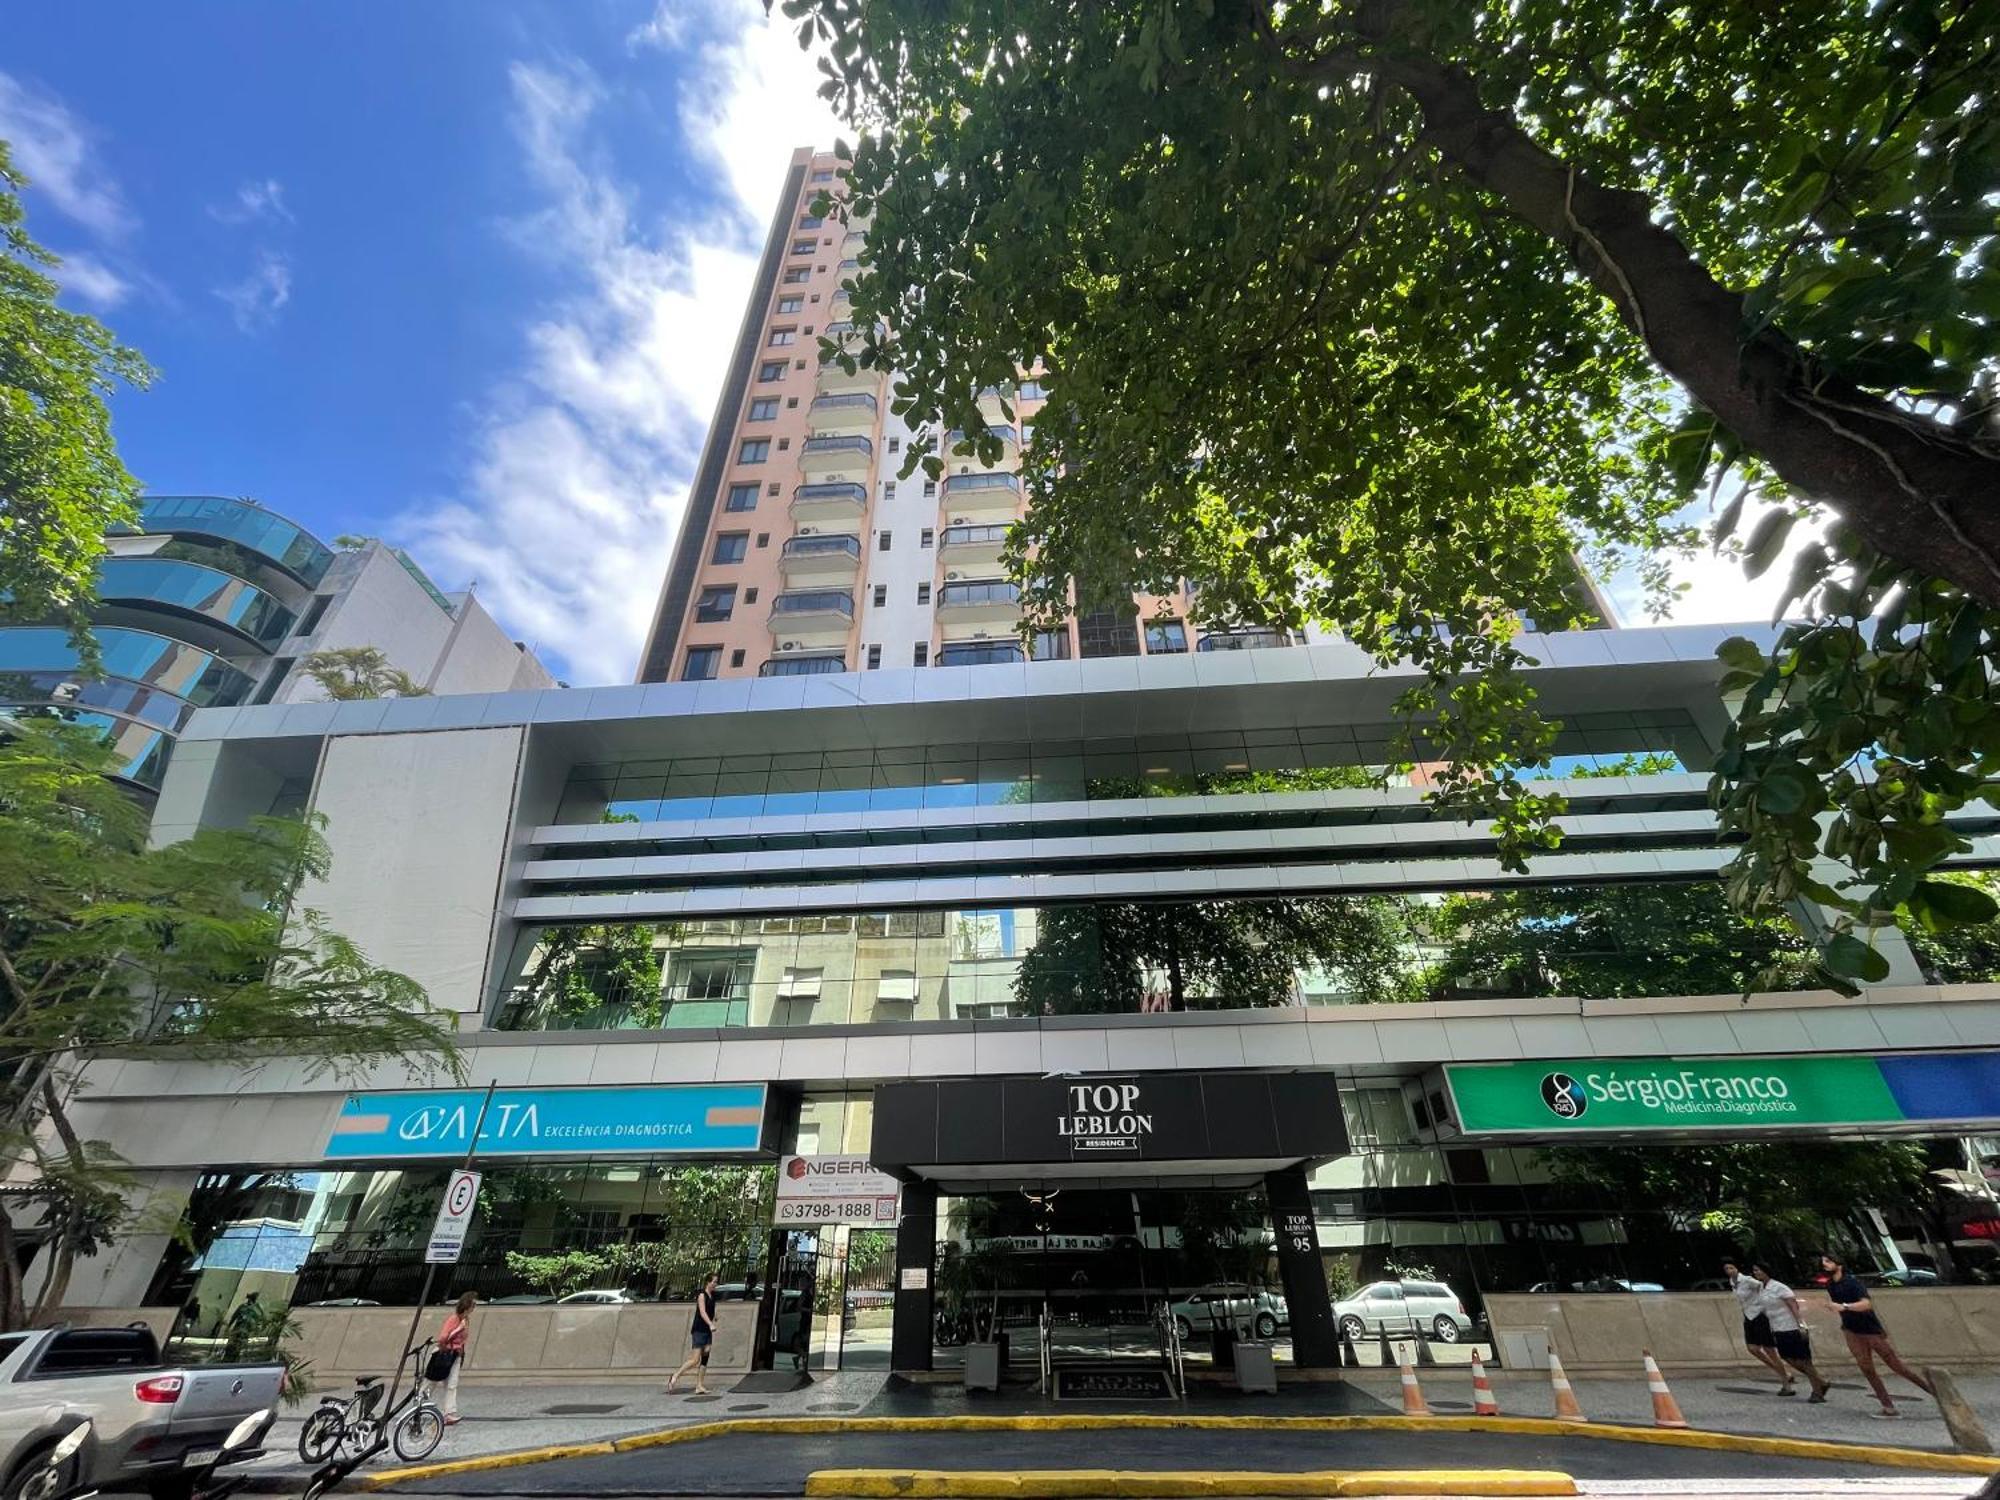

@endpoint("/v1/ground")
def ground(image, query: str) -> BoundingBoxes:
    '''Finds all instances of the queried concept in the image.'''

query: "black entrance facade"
[870,1072,1350,1374]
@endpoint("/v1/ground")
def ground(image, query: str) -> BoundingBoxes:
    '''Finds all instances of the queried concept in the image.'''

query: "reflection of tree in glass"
[1172,1192,1269,1287]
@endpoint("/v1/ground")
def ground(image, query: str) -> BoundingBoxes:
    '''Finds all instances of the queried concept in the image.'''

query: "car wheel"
[6,1452,64,1500]
[1338,1314,1366,1343]
[1174,1316,1193,1341]
[1254,1312,1278,1338]
[1431,1315,1461,1343]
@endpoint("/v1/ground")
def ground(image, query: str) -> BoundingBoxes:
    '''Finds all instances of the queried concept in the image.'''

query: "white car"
[556,1288,635,1304]
[1333,1279,1474,1343]
[1167,1285,1289,1341]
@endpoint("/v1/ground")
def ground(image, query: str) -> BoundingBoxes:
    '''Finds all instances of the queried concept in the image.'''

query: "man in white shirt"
[1724,1259,1790,1388]
[1752,1261,1830,1402]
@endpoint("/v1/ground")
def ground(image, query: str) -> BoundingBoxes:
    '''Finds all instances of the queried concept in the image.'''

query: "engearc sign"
[325,1083,770,1160]
[1445,1051,2000,1135]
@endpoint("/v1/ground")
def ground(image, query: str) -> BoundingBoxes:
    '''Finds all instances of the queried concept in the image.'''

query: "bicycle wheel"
[391,1402,446,1462]
[297,1407,345,1465]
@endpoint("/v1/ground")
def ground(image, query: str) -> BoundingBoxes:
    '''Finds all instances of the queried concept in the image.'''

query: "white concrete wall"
[858,406,936,670]
[429,592,558,694]
[299,726,526,1015]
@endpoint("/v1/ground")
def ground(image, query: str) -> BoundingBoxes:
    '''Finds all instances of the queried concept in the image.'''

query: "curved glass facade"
[0,706,171,790]
[130,495,333,587]
[97,558,298,650]
[0,626,259,708]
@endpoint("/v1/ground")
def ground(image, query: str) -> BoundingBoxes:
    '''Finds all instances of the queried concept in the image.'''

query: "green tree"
[1902,872,2000,984]
[299,647,429,702]
[793,0,2000,976]
[0,721,461,1327]
[502,922,668,1029]
[0,143,153,636]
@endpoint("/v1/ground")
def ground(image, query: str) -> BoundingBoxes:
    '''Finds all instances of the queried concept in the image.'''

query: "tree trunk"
[1360,36,2000,605]
[0,1204,27,1332]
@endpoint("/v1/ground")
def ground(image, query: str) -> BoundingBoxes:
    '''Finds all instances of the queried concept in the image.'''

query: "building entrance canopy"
[869,1072,1349,1190]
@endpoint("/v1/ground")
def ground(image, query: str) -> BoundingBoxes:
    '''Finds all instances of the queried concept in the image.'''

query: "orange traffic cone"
[1469,1348,1500,1416]
[1398,1350,1432,1415]
[1642,1350,1689,1429]
[1548,1349,1588,1422]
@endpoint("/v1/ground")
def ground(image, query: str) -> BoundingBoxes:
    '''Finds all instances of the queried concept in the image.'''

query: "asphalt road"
[377,1428,1989,1496]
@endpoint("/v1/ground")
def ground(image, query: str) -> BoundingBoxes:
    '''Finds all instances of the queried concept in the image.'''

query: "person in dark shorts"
[1724,1259,1790,1388]
[1750,1263,1828,1402]
[668,1272,721,1396]
[1821,1252,1934,1417]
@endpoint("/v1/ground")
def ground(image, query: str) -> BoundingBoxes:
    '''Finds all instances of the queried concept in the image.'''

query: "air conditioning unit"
[951,516,967,525]
[780,641,798,651]
[800,525,817,535]
[973,631,990,640]
[946,571,962,581]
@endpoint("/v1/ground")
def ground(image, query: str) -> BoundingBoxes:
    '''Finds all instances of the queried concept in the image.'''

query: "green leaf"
[1912,878,1999,929]
[1756,766,1813,815]
[1824,932,1891,982]
[1716,636,1765,672]
[1742,509,1796,579]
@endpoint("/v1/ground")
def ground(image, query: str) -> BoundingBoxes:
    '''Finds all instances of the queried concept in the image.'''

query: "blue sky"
[1,0,838,685]
[3,5,1780,684]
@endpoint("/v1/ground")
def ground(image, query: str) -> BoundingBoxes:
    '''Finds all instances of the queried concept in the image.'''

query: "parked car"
[556,1289,634,1305]
[0,1324,283,1500]
[1860,1267,1941,1287]
[485,1293,556,1305]
[1527,1277,1665,1294]
[1167,1285,1288,1341]
[1333,1280,1474,1343]
[301,1298,379,1307]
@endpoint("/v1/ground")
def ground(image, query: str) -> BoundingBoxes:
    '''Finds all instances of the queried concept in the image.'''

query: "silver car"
[1168,1285,1288,1341]
[1332,1279,1474,1343]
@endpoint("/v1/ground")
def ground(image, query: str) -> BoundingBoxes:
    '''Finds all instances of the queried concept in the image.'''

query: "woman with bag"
[424,1292,476,1425]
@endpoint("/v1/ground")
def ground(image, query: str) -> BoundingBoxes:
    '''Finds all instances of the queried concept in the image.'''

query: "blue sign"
[324,1084,769,1160]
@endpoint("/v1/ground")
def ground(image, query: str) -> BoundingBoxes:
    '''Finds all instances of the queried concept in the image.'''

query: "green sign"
[1442,1052,2000,1135]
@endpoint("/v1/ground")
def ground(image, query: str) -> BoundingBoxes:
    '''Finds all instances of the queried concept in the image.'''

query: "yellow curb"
[362,1412,2000,1489]
[803,1470,1578,1498]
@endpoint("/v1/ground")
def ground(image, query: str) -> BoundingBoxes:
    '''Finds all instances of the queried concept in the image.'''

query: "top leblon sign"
[1444,1051,2000,1136]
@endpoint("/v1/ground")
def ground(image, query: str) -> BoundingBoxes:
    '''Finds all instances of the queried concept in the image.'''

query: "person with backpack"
[424,1292,476,1425]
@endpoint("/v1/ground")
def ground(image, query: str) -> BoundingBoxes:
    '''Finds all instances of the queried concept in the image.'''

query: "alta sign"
[1057,1082,1154,1156]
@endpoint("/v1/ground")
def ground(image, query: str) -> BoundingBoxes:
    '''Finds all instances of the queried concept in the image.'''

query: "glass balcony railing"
[0,626,259,708]
[759,654,847,676]
[947,425,1018,448]
[126,495,334,587]
[1197,629,1292,652]
[781,534,863,561]
[937,641,1025,667]
[96,557,298,650]
[800,435,874,461]
[937,580,1022,609]
[770,590,857,620]
[941,473,1021,498]
[809,392,877,416]
[791,483,868,512]
[940,524,1012,549]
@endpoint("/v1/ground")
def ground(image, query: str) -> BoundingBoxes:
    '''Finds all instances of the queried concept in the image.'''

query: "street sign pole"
[385,1079,496,1412]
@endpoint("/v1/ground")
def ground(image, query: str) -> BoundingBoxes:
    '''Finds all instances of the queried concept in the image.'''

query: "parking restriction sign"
[426,1169,482,1264]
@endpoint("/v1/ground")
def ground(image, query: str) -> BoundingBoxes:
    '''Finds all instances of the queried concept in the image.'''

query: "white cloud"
[397,10,843,686]
[213,248,292,332]
[49,248,131,309]
[0,70,132,239]
[209,177,292,226]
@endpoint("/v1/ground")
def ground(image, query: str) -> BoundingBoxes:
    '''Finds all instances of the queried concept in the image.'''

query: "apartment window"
[920,528,934,548]
[767,482,781,494]
[1032,629,1072,661]
[867,644,882,669]
[293,595,332,637]
[756,533,770,548]
[790,238,816,254]
[917,582,932,604]
[730,648,746,669]
[1145,619,1190,654]
[1078,609,1141,658]
[776,296,803,315]
[795,359,807,369]
[923,480,937,498]
[251,657,294,704]
[783,266,811,284]
[725,482,758,511]
[747,397,779,420]
[878,531,893,552]
[812,169,834,182]
[786,397,799,409]
[744,587,759,604]
[877,970,919,1004]
[738,439,770,463]
[873,585,888,608]
[888,437,900,453]
[694,585,736,623]
[777,437,790,451]
[768,328,797,347]
[881,480,896,500]
[758,360,786,381]
[712,532,749,564]
[799,215,824,229]
[913,643,929,667]
[682,645,721,681]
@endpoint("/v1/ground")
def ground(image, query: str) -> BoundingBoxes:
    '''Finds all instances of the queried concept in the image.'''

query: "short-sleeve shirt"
[1825,1273,1885,1336]
[1755,1279,1800,1333]
[1730,1273,1765,1318]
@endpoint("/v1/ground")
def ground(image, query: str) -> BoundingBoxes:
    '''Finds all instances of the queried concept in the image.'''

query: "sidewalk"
[238,1365,2000,1490]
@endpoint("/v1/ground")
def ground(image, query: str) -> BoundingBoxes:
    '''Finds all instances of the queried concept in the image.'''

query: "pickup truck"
[0,1326,282,1500]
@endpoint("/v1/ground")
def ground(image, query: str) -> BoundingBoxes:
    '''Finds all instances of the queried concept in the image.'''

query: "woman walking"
[1821,1253,1934,1418]
[425,1292,476,1425]
[1724,1259,1790,1390]
[667,1273,720,1396]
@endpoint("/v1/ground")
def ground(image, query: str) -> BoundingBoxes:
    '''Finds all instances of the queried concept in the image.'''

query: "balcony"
[940,471,1022,521]
[1196,628,1292,652]
[938,522,1011,569]
[976,386,1016,425]
[768,589,857,642]
[780,532,864,583]
[96,557,297,652]
[798,434,874,480]
[126,495,334,588]
[937,641,1025,668]
[936,578,1023,626]
[791,482,868,525]
[946,424,1020,463]
[842,229,867,254]
[759,653,846,677]
[808,390,877,436]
